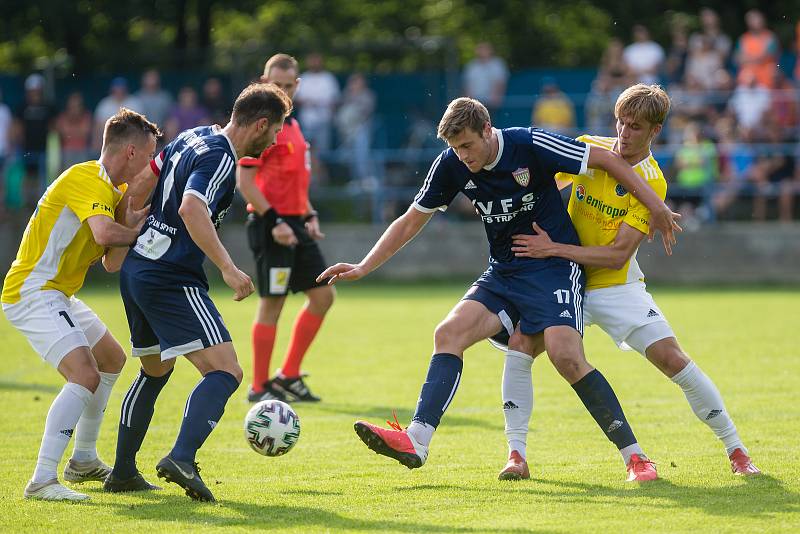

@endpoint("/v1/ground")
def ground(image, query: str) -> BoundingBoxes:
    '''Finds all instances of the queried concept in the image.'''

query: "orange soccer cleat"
[626,453,658,482]
[729,448,761,476]
[498,450,530,481]
[353,417,428,469]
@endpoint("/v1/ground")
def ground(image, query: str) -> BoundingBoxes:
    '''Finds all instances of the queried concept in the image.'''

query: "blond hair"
[437,97,490,140]
[263,53,299,77]
[614,84,671,125]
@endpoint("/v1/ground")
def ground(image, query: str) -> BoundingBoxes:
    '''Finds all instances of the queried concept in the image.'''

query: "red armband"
[238,156,261,168]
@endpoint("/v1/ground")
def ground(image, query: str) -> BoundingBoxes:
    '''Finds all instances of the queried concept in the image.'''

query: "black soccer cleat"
[271,375,321,402]
[155,455,215,502]
[103,472,162,493]
[247,380,289,403]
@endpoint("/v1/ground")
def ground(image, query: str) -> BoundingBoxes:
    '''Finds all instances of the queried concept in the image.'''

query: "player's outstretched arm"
[316,205,433,285]
[512,222,645,270]
[178,194,254,301]
[588,147,681,255]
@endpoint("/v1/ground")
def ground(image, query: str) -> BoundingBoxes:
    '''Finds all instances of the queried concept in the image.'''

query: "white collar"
[483,127,504,170]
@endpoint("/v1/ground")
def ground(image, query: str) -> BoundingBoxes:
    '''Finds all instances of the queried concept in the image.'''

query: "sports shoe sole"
[353,422,422,469]
[155,458,215,502]
[498,469,529,481]
[64,466,111,483]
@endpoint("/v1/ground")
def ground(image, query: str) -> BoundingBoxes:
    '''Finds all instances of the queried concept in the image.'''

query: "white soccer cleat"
[24,479,90,501]
[63,457,112,483]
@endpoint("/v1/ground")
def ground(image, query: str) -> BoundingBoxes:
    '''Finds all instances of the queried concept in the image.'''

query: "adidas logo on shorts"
[559,310,572,319]
[647,309,659,318]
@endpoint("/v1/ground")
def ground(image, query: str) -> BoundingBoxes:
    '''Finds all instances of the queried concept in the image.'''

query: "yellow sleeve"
[623,177,667,235]
[61,171,117,222]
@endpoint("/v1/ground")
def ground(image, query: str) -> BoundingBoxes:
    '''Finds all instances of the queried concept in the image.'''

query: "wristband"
[238,156,261,168]
[304,210,319,223]
[262,207,283,227]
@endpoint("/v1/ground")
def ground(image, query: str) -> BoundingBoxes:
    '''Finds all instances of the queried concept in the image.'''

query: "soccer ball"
[244,399,301,456]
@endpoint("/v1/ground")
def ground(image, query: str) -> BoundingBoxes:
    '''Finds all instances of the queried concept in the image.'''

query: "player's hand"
[272,222,299,247]
[305,217,325,240]
[316,262,367,285]
[222,265,255,301]
[647,206,682,256]
[511,222,554,259]
[125,197,150,232]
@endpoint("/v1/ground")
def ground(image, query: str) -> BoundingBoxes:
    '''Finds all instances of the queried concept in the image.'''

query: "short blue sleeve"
[184,149,235,214]
[412,151,460,212]
[528,128,590,177]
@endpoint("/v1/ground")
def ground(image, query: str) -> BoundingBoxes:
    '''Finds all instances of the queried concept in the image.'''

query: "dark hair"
[437,97,491,140]
[231,82,292,127]
[103,107,160,149]
[263,53,299,77]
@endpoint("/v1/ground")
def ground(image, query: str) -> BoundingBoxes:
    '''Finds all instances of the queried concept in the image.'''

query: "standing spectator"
[623,25,665,84]
[734,9,779,89]
[295,52,340,155]
[672,122,718,223]
[92,77,142,153]
[598,38,631,90]
[54,92,92,170]
[685,36,725,90]
[164,86,209,142]
[14,74,56,205]
[689,8,732,64]
[202,77,229,126]
[335,73,376,186]
[135,69,173,129]
[664,22,689,85]
[531,77,575,134]
[462,42,509,113]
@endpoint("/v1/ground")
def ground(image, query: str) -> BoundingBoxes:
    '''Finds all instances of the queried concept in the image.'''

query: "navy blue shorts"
[463,259,585,338]
[120,268,232,361]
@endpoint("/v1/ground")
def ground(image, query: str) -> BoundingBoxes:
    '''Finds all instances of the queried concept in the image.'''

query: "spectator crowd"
[1,8,799,222]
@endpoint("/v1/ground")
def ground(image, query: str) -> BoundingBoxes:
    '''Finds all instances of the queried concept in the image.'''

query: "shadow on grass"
[394,473,798,519]
[0,380,61,395]
[307,403,504,431]
[102,492,537,533]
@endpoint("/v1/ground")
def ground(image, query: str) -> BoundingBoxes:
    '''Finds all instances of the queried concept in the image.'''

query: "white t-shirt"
[462,57,509,104]
[94,95,144,123]
[623,41,665,83]
[295,71,340,127]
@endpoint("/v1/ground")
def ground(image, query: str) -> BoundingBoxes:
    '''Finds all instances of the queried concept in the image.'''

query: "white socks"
[32,383,92,483]
[671,361,744,455]
[407,421,435,448]
[502,350,534,459]
[72,371,120,462]
[619,443,645,465]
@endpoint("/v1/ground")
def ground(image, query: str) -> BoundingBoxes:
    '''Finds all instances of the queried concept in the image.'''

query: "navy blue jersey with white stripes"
[413,127,590,265]
[125,125,238,284]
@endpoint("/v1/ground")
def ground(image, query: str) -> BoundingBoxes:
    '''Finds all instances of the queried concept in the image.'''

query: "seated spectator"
[335,73,376,187]
[531,77,575,134]
[713,118,756,219]
[623,25,664,84]
[689,8,732,65]
[750,128,797,221]
[54,92,92,170]
[728,72,771,138]
[202,77,229,126]
[599,38,631,90]
[664,20,689,85]
[584,77,617,134]
[734,9,779,89]
[767,70,799,139]
[672,122,718,223]
[136,69,172,129]
[685,36,725,91]
[164,86,209,142]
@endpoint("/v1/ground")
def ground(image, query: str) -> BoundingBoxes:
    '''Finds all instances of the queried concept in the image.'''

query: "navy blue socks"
[571,369,637,450]
[411,353,463,428]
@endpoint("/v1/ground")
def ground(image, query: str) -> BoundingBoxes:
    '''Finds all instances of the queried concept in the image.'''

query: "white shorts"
[583,281,674,354]
[2,290,107,368]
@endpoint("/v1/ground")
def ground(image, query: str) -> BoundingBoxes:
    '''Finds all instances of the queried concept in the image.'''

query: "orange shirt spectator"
[735,10,779,88]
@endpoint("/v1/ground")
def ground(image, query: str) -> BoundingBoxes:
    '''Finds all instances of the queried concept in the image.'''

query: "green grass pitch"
[0,283,798,533]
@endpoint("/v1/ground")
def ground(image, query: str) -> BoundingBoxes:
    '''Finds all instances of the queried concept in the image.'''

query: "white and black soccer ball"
[244,399,301,456]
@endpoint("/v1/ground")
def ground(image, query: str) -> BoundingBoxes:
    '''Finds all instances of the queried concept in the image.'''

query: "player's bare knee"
[433,320,465,353]
[307,285,334,315]
[141,355,174,377]
[227,363,244,384]
[646,339,690,377]
[508,332,543,358]
[73,366,101,393]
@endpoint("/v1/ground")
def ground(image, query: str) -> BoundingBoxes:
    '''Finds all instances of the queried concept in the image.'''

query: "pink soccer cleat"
[729,448,761,476]
[626,454,658,482]
[498,450,530,481]
[353,417,428,469]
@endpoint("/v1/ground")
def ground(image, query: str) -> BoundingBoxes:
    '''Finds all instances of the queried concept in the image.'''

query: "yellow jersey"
[2,161,127,304]
[556,135,667,291]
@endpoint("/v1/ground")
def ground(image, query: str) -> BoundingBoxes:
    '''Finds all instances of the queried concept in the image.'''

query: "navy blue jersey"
[413,127,590,265]
[125,125,237,284]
